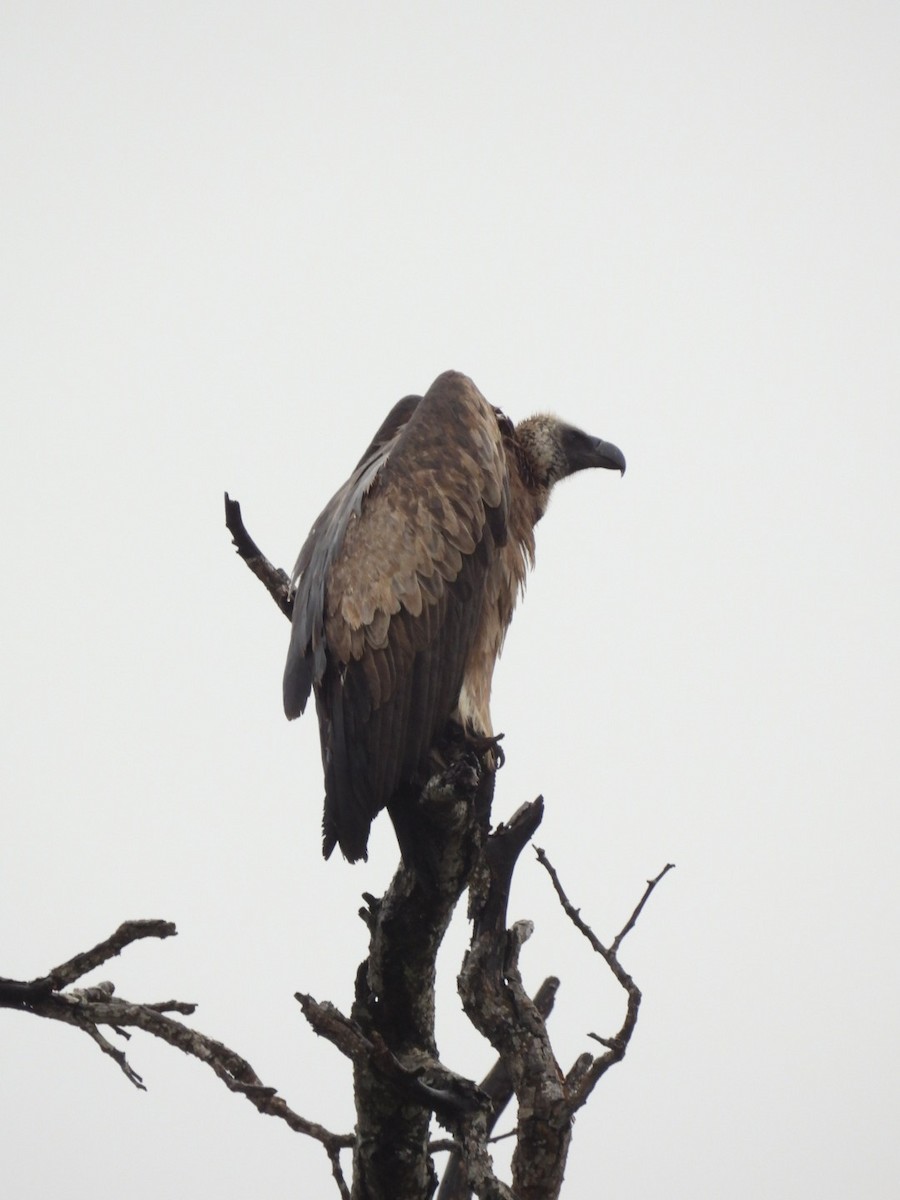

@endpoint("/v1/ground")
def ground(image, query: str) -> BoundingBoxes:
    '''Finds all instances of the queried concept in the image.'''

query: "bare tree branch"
[459,798,575,1200]
[535,852,675,1111]
[52,919,178,988]
[2,922,353,1193]
[224,492,294,619]
[297,991,487,1121]
[436,976,560,1200]
[327,1145,353,1200]
[0,920,177,1009]
[610,863,676,955]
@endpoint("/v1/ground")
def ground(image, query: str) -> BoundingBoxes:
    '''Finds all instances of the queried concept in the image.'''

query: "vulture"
[283,370,625,863]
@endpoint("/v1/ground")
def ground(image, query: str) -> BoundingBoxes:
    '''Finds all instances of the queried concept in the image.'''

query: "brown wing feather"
[283,394,421,718]
[313,371,509,860]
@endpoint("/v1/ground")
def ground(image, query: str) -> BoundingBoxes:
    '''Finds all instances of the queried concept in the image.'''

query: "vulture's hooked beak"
[592,438,626,476]
[564,428,626,476]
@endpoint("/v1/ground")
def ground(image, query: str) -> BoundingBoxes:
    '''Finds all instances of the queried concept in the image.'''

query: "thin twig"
[326,1144,351,1200]
[224,492,294,619]
[611,863,676,955]
[77,1019,146,1089]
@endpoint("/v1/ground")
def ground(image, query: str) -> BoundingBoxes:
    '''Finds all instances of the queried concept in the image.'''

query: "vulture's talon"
[462,730,505,770]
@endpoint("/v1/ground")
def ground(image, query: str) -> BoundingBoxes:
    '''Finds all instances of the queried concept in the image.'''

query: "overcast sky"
[2,3,899,1197]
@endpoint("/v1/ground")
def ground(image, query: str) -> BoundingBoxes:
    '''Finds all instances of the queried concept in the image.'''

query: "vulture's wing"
[282,392,421,718]
[284,371,510,861]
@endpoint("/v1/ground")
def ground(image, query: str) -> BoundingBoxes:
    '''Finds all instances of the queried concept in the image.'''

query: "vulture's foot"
[434,722,506,772]
[464,729,506,770]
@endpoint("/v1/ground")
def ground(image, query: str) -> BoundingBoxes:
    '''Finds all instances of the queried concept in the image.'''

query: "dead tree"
[0,497,672,1200]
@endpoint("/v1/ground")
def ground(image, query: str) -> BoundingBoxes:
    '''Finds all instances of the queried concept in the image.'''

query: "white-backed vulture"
[283,370,625,862]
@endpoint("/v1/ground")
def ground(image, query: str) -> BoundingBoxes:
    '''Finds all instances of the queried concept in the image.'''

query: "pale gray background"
[2,3,898,1197]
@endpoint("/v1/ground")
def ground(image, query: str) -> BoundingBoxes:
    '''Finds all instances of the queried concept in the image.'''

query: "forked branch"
[535,852,675,1109]
[0,920,353,1194]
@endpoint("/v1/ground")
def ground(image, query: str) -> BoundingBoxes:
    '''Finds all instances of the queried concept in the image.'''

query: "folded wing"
[284,371,510,860]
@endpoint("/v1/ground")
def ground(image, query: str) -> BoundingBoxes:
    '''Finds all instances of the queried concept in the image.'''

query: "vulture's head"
[515,414,626,508]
